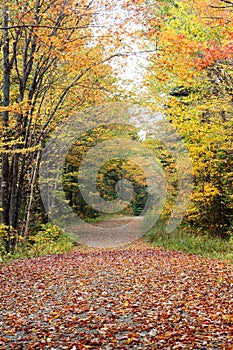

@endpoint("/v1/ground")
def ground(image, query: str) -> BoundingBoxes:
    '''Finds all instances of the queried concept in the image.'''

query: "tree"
[143,0,233,236]
[62,124,148,219]
[0,0,139,251]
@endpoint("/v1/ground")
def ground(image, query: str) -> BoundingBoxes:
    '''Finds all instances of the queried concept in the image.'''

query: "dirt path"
[69,216,148,249]
[0,221,232,349]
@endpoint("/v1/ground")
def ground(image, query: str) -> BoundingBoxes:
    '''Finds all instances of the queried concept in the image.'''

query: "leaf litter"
[0,242,232,349]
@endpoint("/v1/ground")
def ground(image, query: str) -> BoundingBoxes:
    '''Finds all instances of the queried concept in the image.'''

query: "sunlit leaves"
[143,0,233,236]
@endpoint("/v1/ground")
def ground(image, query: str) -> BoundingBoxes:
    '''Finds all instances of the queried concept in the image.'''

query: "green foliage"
[62,124,148,219]
[0,224,24,257]
[28,223,77,258]
[0,223,76,262]
[147,223,233,263]
[0,225,10,259]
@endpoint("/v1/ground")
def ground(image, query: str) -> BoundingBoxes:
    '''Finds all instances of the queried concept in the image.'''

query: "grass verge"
[147,225,233,264]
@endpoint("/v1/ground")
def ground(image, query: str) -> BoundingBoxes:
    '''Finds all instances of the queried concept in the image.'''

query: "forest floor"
[0,217,233,349]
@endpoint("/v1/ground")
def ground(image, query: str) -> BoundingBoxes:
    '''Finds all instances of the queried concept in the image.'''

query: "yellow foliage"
[144,0,233,235]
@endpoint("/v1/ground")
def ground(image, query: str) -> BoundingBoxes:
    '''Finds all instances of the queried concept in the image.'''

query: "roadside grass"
[83,212,131,223]
[146,224,233,264]
[1,218,232,265]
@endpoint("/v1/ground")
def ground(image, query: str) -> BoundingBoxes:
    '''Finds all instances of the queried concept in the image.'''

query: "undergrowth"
[147,221,233,264]
[0,223,77,263]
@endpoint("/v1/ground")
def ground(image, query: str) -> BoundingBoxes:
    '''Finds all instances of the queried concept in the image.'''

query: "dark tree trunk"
[1,2,11,250]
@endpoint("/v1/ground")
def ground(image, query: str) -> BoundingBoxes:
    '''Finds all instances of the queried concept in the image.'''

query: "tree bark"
[23,149,41,242]
[1,1,10,250]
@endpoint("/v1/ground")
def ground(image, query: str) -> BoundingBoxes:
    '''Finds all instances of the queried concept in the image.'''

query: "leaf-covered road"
[0,245,233,349]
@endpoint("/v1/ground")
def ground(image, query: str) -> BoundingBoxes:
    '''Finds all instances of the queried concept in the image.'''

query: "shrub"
[0,223,77,262]
[28,223,77,257]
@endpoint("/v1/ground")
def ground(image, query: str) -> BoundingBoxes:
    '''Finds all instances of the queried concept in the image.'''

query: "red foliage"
[196,43,233,70]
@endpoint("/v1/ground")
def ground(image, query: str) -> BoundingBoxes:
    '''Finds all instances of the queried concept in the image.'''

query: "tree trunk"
[1,1,11,250]
[23,149,41,242]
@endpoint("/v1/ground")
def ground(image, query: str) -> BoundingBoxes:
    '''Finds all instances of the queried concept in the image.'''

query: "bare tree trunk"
[1,1,11,250]
[9,154,19,228]
[23,149,41,242]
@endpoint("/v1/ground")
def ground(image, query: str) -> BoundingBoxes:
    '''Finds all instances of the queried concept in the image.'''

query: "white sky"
[91,0,151,92]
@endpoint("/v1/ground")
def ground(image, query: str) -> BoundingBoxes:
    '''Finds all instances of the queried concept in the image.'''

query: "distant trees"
[62,125,148,219]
